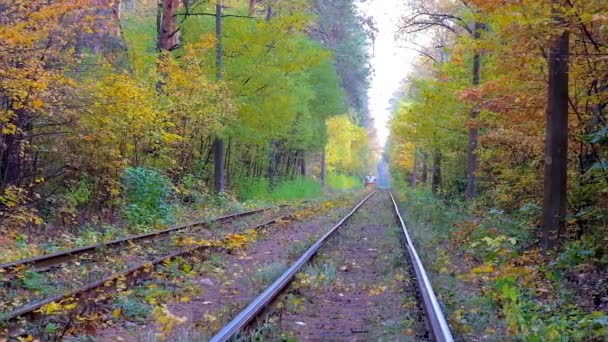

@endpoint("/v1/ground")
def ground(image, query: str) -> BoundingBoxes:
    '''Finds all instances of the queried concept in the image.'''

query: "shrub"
[121,167,174,228]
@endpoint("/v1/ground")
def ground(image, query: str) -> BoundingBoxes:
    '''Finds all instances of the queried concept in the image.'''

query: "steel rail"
[0,213,292,322]
[388,190,454,342]
[0,205,286,271]
[210,191,377,342]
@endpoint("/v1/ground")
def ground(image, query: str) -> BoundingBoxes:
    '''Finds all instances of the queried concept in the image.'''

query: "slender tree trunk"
[421,152,428,184]
[432,149,442,195]
[159,0,179,51]
[265,4,272,21]
[542,6,570,250]
[465,22,482,200]
[213,138,225,192]
[225,137,232,186]
[320,150,326,186]
[248,0,257,16]
[156,0,162,50]
[411,152,418,187]
[300,151,306,176]
[213,1,225,193]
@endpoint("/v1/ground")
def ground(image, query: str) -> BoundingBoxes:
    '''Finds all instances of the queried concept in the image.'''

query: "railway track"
[210,190,453,342]
[0,202,308,333]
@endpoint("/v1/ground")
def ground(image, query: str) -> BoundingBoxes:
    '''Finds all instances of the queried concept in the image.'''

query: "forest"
[0,0,374,234]
[388,0,608,339]
[1,0,608,340]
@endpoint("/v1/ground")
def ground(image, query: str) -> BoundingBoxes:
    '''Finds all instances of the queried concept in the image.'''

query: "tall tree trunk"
[411,152,418,187]
[156,0,162,50]
[320,150,326,187]
[421,152,428,184]
[213,1,225,193]
[542,6,570,250]
[300,152,306,176]
[159,0,179,51]
[432,149,442,195]
[225,137,232,186]
[213,138,225,193]
[248,0,257,16]
[465,22,482,200]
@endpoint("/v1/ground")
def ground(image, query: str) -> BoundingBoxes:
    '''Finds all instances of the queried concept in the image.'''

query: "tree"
[541,1,570,250]
[399,0,483,200]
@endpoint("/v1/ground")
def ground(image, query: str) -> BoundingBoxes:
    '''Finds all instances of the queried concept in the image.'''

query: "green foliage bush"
[121,167,174,228]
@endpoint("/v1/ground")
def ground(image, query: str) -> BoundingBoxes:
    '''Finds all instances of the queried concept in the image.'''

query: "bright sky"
[360,0,418,148]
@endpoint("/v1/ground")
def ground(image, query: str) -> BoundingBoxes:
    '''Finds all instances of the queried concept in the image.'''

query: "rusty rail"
[0,206,284,272]
[0,214,291,323]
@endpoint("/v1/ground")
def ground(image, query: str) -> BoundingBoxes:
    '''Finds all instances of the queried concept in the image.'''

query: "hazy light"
[360,0,418,148]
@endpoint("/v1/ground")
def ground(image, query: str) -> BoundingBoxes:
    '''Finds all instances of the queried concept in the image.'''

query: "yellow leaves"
[222,229,258,251]
[174,236,216,248]
[326,114,373,175]
[36,299,77,315]
[31,98,44,109]
[163,132,183,144]
[152,305,187,340]
[203,313,217,323]
[471,263,495,274]
[321,201,334,210]
[1,123,17,135]
[112,307,122,319]
[368,285,387,296]
[199,33,217,50]
[30,302,62,318]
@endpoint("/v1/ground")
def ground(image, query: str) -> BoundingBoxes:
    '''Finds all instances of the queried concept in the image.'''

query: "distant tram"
[364,175,376,188]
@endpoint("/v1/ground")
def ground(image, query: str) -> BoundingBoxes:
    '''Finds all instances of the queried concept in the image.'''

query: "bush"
[121,167,174,228]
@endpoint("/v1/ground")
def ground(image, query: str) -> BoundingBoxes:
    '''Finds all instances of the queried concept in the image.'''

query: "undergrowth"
[396,184,608,341]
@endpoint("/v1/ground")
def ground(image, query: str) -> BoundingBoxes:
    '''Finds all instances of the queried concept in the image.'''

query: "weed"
[207,253,226,268]
[113,296,152,322]
[21,270,52,295]
[287,238,314,261]
[250,262,287,289]
[303,262,337,286]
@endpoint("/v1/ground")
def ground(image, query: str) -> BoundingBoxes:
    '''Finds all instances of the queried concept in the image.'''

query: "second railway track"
[0,202,307,329]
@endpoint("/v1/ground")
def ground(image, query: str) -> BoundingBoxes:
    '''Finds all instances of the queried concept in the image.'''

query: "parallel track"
[0,203,308,326]
[0,205,284,272]
[210,190,454,342]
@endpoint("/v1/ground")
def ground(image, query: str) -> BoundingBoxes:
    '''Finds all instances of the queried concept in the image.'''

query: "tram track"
[0,202,308,334]
[210,190,453,342]
[1,191,452,341]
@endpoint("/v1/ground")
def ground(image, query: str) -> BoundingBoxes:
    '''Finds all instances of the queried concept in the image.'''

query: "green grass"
[236,177,322,202]
[326,173,363,190]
